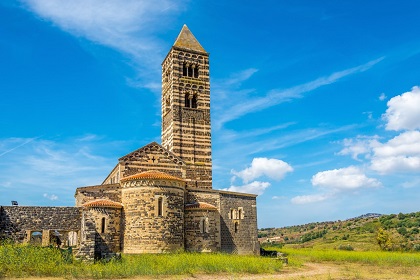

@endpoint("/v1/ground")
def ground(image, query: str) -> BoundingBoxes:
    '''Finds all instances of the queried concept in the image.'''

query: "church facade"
[0,25,259,260]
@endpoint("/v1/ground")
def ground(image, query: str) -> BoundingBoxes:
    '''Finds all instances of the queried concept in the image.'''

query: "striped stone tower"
[161,25,212,189]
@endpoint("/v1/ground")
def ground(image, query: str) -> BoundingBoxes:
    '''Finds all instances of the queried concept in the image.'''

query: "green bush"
[337,244,354,251]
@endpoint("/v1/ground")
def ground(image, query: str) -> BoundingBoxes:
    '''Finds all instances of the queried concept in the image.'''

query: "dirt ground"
[7,262,420,280]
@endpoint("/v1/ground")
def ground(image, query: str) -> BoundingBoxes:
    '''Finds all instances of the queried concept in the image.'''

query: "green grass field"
[0,244,283,279]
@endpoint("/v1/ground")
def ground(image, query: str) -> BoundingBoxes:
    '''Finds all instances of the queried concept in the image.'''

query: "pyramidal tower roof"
[173,24,207,53]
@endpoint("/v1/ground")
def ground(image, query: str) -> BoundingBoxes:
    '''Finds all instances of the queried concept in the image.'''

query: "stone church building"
[0,25,259,260]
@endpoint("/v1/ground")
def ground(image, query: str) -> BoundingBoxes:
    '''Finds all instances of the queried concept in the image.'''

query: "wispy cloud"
[0,136,118,205]
[214,57,384,128]
[21,0,186,91]
[0,136,41,157]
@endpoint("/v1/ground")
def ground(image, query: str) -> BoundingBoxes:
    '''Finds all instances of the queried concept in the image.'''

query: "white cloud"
[379,92,387,101]
[383,86,420,131]
[21,0,185,91]
[311,166,382,190]
[338,135,380,160]
[370,131,420,173]
[291,194,330,204]
[223,181,271,195]
[215,57,384,128]
[232,157,293,183]
[43,193,58,201]
[272,195,287,200]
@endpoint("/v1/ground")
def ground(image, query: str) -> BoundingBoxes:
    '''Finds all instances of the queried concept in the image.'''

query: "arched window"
[101,217,106,234]
[238,209,242,220]
[234,222,239,233]
[230,209,235,220]
[157,197,163,216]
[185,93,190,108]
[183,63,188,76]
[188,65,193,77]
[192,94,198,108]
[194,66,199,78]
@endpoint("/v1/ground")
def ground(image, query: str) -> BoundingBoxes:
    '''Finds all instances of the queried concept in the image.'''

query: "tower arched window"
[185,93,190,108]
[194,66,199,78]
[183,63,188,76]
[234,221,239,233]
[188,65,193,77]
[192,94,198,108]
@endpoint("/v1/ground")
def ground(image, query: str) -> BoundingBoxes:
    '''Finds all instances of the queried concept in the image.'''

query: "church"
[0,25,259,260]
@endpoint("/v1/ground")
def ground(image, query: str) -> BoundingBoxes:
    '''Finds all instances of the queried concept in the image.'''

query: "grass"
[264,246,420,267]
[0,244,283,279]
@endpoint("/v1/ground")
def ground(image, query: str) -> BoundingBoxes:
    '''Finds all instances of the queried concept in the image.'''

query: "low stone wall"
[0,206,82,243]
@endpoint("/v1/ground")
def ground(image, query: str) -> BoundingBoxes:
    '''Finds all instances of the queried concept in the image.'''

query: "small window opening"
[238,209,242,220]
[101,217,106,233]
[194,66,199,78]
[185,93,190,108]
[234,222,239,233]
[166,97,171,112]
[192,94,198,108]
[188,65,193,77]
[230,209,235,219]
[158,197,163,216]
[183,63,188,76]
[200,217,209,233]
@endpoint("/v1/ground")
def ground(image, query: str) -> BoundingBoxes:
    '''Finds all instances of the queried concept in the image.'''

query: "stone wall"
[186,188,220,207]
[75,184,121,206]
[77,207,122,261]
[185,209,220,252]
[121,180,185,253]
[219,192,260,255]
[119,142,186,180]
[0,206,81,244]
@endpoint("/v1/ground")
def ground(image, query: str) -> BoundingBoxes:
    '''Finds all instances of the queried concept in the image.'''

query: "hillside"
[259,211,420,251]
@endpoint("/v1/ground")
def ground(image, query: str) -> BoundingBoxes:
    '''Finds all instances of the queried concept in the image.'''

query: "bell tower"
[161,25,212,189]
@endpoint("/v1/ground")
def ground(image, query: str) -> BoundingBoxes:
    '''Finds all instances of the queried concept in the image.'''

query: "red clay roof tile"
[120,170,184,182]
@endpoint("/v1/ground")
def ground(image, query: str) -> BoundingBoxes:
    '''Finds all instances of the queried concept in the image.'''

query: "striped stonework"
[161,25,212,189]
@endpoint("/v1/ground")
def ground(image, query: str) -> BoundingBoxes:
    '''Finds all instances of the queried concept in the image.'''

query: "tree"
[376,227,393,251]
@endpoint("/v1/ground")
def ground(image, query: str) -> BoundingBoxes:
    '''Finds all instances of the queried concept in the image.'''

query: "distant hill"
[259,211,420,251]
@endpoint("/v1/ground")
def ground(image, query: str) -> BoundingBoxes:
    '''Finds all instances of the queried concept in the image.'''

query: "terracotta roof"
[185,202,217,211]
[173,24,207,53]
[83,199,123,209]
[120,170,185,182]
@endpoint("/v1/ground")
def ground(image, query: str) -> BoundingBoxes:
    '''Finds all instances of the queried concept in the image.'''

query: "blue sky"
[1,0,420,228]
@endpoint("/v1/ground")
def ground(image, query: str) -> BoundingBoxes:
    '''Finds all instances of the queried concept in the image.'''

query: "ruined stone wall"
[0,206,81,243]
[121,180,185,253]
[185,209,220,252]
[76,210,96,261]
[219,192,259,255]
[75,184,121,206]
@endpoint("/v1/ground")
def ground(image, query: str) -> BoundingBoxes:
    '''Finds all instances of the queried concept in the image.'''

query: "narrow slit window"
[101,217,106,234]
[238,209,242,220]
[158,197,163,216]
[234,221,239,233]
[185,93,190,108]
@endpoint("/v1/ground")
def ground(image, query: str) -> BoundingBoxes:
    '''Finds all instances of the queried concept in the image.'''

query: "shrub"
[337,244,354,251]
